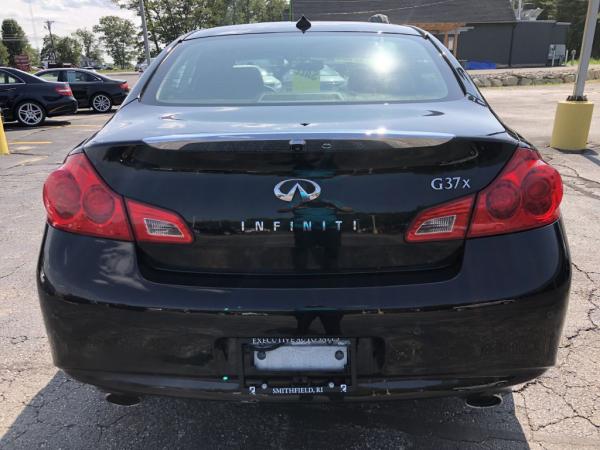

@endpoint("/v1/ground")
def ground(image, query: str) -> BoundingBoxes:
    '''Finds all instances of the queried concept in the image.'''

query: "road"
[0,83,599,449]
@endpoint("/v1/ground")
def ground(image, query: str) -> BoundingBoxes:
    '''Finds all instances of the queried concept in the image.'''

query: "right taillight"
[468,147,563,238]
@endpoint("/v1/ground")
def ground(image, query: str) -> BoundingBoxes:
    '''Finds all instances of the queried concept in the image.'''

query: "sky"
[4,0,139,50]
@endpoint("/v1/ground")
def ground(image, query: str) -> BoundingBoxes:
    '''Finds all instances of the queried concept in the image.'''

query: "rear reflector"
[406,196,474,242]
[43,153,132,240]
[126,200,193,244]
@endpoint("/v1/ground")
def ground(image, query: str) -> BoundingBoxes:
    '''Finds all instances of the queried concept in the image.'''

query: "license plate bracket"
[238,337,357,396]
[253,338,350,372]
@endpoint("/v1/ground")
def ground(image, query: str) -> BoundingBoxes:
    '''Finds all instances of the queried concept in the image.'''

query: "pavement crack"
[0,263,26,280]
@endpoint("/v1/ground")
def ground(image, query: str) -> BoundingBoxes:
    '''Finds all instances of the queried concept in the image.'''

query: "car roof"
[36,67,111,80]
[0,66,43,83]
[38,68,94,73]
[185,21,422,40]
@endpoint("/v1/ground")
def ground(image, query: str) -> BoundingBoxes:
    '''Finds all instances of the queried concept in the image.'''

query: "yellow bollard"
[0,113,9,155]
[550,101,595,151]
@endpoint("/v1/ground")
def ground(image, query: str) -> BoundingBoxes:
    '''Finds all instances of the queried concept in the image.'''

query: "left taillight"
[54,84,73,96]
[119,82,129,91]
[43,153,132,240]
[126,199,193,244]
[43,153,193,244]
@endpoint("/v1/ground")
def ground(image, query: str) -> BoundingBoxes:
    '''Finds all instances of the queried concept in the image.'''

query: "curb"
[471,68,600,87]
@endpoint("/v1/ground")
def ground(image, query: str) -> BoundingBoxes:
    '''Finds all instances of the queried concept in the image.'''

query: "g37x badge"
[431,176,471,191]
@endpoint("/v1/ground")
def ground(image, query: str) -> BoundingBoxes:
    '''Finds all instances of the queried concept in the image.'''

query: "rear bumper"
[111,92,128,106]
[46,98,78,117]
[37,222,571,401]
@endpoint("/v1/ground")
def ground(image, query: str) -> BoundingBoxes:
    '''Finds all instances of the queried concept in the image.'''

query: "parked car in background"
[282,64,347,91]
[137,58,156,73]
[0,67,77,126]
[234,64,282,91]
[35,68,129,113]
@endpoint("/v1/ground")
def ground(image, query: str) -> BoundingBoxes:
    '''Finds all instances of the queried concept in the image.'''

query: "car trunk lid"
[83,101,516,275]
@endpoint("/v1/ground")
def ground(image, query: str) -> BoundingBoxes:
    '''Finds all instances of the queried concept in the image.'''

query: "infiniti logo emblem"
[274,179,321,202]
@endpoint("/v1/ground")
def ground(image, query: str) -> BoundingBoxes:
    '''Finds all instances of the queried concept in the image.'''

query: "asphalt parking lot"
[0,81,599,449]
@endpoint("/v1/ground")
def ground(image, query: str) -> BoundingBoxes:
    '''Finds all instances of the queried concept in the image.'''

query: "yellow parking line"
[8,141,52,145]
[13,156,47,166]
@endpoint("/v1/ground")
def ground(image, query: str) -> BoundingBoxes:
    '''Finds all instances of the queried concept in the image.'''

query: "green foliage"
[41,35,82,65]
[529,0,600,58]
[24,45,40,67]
[56,36,83,65]
[1,19,29,65]
[527,0,556,20]
[567,57,600,66]
[93,16,137,69]
[73,28,103,62]
[0,41,9,65]
[112,0,288,51]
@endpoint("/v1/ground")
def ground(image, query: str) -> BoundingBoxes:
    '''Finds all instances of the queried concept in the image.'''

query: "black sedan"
[38,20,569,405]
[0,67,77,126]
[35,68,129,113]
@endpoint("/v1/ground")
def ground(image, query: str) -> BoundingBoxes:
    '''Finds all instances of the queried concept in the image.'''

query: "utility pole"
[289,0,293,21]
[570,0,600,101]
[28,1,39,53]
[44,20,57,65]
[551,0,600,150]
[139,0,151,66]
[512,0,523,20]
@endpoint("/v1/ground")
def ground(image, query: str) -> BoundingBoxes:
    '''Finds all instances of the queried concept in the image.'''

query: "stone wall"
[471,67,600,87]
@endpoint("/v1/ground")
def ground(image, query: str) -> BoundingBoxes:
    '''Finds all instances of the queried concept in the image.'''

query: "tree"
[25,45,40,67]
[112,0,287,50]
[73,28,102,63]
[1,19,28,65]
[555,0,600,59]
[529,0,600,58]
[41,35,82,65]
[526,0,556,20]
[56,36,83,65]
[0,41,9,65]
[93,16,137,69]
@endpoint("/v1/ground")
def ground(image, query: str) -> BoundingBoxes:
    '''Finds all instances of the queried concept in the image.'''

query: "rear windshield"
[143,32,463,106]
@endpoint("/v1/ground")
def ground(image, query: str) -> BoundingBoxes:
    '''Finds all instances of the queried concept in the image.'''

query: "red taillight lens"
[406,195,474,242]
[120,82,129,91]
[126,199,193,244]
[406,147,563,243]
[43,153,132,240]
[54,84,73,96]
[468,147,563,237]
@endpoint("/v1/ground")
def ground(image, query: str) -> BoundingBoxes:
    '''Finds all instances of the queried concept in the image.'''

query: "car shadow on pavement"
[0,371,530,449]
[3,120,72,130]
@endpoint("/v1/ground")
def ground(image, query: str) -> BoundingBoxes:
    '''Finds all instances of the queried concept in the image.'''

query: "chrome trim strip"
[143,131,455,150]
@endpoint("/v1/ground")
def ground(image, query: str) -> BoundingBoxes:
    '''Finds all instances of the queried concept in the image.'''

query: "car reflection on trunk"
[279,199,353,271]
